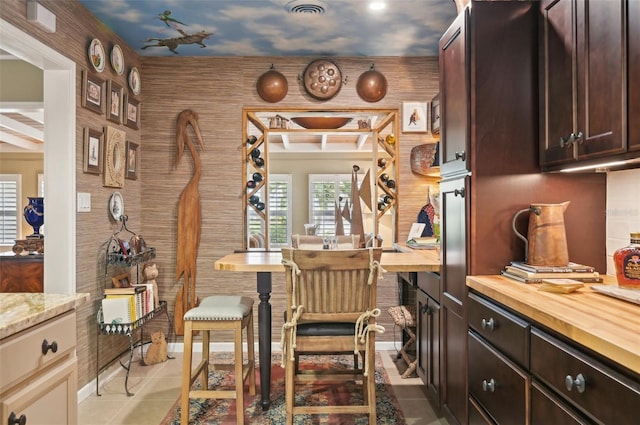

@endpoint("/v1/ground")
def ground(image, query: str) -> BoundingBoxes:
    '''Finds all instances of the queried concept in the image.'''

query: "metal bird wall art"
[173,109,205,335]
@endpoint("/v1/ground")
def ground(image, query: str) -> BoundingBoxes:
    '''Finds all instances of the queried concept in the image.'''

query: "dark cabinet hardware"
[41,339,58,355]
[454,151,466,161]
[454,187,466,198]
[8,412,26,425]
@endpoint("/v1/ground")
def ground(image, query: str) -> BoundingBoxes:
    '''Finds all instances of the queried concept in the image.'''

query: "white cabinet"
[0,310,78,425]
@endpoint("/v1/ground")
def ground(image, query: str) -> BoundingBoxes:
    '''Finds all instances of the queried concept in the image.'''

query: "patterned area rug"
[161,352,405,425]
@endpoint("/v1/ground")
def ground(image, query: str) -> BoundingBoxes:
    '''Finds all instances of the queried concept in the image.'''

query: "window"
[0,174,21,245]
[247,174,292,248]
[309,174,352,236]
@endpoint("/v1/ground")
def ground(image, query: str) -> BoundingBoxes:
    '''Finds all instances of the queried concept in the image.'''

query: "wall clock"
[103,125,126,188]
[302,59,343,101]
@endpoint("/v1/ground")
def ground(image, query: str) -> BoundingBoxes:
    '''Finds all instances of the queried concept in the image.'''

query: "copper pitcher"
[512,201,570,266]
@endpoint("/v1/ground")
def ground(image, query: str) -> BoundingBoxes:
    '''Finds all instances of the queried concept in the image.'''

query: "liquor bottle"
[613,232,640,289]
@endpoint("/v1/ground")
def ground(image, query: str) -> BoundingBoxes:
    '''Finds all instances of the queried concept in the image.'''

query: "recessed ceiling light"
[285,0,327,14]
[369,1,387,12]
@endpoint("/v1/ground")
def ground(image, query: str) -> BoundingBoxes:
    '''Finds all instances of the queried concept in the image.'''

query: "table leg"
[257,271,272,411]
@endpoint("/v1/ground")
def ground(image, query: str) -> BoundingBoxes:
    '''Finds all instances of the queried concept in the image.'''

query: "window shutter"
[0,175,21,245]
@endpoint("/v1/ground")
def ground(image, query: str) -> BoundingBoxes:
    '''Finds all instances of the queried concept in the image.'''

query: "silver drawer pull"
[482,378,496,392]
[481,317,495,331]
[565,373,586,393]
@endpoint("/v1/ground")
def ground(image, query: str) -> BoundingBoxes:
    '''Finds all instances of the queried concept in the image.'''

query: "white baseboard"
[77,341,400,403]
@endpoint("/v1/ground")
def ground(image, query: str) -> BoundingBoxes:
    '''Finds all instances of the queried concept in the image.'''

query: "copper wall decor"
[256,65,288,103]
[356,64,388,102]
[301,58,344,100]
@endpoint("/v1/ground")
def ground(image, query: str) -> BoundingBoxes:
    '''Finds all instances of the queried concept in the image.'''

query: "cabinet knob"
[481,317,495,331]
[482,378,496,392]
[454,151,466,161]
[8,412,26,425]
[42,339,58,355]
[454,187,466,198]
[565,373,586,393]
[574,131,584,144]
[420,304,432,315]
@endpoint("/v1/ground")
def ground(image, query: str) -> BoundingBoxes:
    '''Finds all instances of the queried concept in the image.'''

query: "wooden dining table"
[214,247,440,410]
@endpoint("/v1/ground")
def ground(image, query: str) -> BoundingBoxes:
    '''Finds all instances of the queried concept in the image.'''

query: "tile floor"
[78,349,449,425]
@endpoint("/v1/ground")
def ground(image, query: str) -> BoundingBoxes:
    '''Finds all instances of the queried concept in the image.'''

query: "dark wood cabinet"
[539,0,627,169]
[531,381,591,425]
[468,331,529,425]
[439,9,468,176]
[416,275,440,404]
[0,255,43,292]
[629,0,640,152]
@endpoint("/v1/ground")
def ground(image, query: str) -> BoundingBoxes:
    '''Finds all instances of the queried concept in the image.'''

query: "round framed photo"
[128,67,141,95]
[110,44,124,75]
[88,38,106,72]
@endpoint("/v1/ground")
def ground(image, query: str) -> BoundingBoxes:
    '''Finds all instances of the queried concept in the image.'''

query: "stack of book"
[102,285,150,324]
[501,261,603,284]
[406,236,439,250]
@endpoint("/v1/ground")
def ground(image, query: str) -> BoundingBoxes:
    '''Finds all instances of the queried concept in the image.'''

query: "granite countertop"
[467,275,640,375]
[0,293,90,340]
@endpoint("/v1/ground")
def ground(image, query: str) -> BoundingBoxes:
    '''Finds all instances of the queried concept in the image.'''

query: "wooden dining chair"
[280,247,385,425]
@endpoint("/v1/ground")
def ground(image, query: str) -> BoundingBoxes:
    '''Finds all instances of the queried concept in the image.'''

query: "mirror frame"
[242,107,399,251]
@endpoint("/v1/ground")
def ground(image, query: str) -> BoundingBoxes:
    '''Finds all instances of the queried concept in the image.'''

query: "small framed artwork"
[81,70,104,115]
[106,80,123,124]
[124,95,140,130]
[83,128,103,174]
[125,141,139,180]
[111,272,131,288]
[402,101,428,133]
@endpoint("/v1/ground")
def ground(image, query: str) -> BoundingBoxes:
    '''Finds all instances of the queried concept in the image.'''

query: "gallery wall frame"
[125,141,138,180]
[83,127,103,174]
[103,125,126,188]
[106,80,123,124]
[402,101,428,133]
[81,70,104,115]
[124,94,140,130]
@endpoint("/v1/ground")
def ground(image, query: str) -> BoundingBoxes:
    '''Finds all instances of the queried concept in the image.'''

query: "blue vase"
[24,197,44,238]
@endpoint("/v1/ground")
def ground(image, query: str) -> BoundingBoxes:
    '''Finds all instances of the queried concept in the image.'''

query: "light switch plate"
[77,192,91,212]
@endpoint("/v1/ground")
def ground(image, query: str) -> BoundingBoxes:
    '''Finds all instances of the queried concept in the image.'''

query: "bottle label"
[622,252,640,280]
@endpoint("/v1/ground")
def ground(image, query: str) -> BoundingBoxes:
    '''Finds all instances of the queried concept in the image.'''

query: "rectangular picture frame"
[81,70,104,115]
[402,101,428,133]
[124,94,140,130]
[106,79,123,124]
[125,141,139,180]
[83,127,103,174]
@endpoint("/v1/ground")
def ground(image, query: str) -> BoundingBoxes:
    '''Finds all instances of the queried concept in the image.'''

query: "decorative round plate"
[128,67,141,95]
[302,59,343,100]
[109,191,124,221]
[88,38,106,72]
[110,44,124,75]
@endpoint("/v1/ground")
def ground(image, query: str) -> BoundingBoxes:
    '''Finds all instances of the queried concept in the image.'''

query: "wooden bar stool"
[181,295,256,425]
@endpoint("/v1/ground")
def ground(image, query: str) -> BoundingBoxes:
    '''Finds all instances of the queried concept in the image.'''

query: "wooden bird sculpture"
[174,109,205,335]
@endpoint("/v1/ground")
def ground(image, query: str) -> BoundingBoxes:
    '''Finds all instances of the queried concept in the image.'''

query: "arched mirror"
[242,108,399,251]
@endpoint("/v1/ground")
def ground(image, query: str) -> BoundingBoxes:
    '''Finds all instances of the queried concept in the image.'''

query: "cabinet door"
[439,8,469,176]
[440,176,468,315]
[574,0,626,159]
[539,0,577,166]
[540,0,626,166]
[416,288,440,402]
[531,381,591,425]
[629,0,640,152]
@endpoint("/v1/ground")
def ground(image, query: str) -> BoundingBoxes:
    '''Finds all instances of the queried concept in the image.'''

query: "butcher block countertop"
[0,293,90,339]
[466,275,640,375]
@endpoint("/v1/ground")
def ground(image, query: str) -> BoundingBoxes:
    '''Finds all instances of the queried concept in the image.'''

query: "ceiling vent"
[285,0,326,15]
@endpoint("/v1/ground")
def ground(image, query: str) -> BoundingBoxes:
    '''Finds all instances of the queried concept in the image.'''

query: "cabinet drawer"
[468,292,530,368]
[531,380,590,425]
[417,271,440,301]
[468,331,529,425]
[0,311,76,393]
[1,356,77,425]
[531,328,640,424]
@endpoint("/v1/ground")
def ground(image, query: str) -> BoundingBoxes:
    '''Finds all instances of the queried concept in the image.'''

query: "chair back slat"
[282,248,382,322]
